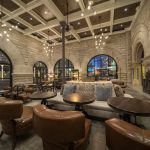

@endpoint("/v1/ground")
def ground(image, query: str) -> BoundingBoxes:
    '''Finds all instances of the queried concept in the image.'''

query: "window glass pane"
[87,55,118,79]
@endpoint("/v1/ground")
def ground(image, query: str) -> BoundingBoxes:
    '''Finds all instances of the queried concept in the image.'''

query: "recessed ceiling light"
[120,24,123,27]
[44,11,48,14]
[87,5,91,10]
[124,8,128,12]
[77,21,80,25]
[81,12,84,17]
[17,22,20,25]
[105,28,107,32]
[75,0,79,2]
[30,17,33,20]
[84,32,87,35]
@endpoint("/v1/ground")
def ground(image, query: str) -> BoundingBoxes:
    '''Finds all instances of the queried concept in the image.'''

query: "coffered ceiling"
[0,0,144,45]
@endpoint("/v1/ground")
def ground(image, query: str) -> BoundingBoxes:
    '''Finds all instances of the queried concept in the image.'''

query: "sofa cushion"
[76,84,95,97]
[95,84,112,101]
[63,84,76,97]
[113,84,124,97]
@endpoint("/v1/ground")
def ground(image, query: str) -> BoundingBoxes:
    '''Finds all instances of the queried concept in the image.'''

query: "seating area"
[0,0,150,150]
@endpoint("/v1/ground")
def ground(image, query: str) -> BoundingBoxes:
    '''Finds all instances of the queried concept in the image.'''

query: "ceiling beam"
[11,0,46,25]
[42,0,80,42]
[24,0,141,36]
[2,0,42,22]
[110,0,115,33]
[69,0,141,22]
[78,0,94,35]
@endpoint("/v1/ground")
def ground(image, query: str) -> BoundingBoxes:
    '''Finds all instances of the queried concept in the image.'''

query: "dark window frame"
[87,54,118,79]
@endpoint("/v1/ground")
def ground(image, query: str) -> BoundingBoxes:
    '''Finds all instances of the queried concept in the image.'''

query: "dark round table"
[29,91,57,105]
[108,97,150,124]
[63,93,95,111]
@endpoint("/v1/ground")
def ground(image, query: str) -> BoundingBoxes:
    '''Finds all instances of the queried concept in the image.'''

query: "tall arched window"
[33,61,48,84]
[0,49,12,90]
[87,54,118,79]
[54,59,74,80]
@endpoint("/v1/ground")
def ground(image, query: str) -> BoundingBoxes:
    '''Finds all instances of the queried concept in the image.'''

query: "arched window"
[87,54,118,79]
[54,59,74,80]
[33,61,48,84]
[0,49,12,90]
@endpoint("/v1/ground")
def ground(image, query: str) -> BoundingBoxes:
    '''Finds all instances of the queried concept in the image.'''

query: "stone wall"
[0,29,50,85]
[0,28,132,85]
[52,32,132,84]
[131,0,150,90]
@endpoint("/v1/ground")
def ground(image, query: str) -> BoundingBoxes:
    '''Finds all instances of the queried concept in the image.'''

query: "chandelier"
[75,0,97,16]
[95,16,109,50]
[0,2,12,42]
[43,30,54,57]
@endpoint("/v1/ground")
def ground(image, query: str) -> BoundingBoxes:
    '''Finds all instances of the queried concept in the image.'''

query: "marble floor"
[0,87,149,150]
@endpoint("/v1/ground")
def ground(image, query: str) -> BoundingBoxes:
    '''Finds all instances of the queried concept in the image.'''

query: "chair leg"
[0,131,3,138]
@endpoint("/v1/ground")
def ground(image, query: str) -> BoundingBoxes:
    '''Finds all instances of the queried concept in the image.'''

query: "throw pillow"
[113,84,124,97]
[63,84,76,97]
[95,84,112,101]
[76,84,94,97]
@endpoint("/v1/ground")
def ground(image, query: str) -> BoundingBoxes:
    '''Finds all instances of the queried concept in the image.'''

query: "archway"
[0,49,12,90]
[87,54,118,80]
[33,61,48,84]
[54,58,74,80]
[133,43,145,89]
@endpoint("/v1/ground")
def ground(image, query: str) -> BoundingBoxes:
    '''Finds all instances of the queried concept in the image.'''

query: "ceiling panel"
[32,32,44,39]
[47,40,54,44]
[33,4,56,21]
[90,11,110,25]
[113,21,131,32]
[55,37,62,43]
[53,25,61,34]
[19,12,41,26]
[21,0,33,4]
[0,12,5,18]
[65,35,76,41]
[94,26,110,35]
[7,19,28,30]
[52,0,80,15]
[78,31,92,38]
[114,2,140,20]
[0,0,19,12]
[42,29,55,36]
[70,18,88,30]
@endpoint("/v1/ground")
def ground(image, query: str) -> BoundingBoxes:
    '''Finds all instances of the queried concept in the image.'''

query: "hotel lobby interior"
[0,0,150,150]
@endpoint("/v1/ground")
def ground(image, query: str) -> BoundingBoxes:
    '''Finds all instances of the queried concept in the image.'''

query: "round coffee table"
[63,93,95,111]
[108,97,150,124]
[29,91,57,105]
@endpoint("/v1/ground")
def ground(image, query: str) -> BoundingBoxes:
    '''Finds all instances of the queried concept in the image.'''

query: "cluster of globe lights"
[0,22,13,42]
[75,0,97,16]
[94,28,109,50]
[43,41,54,57]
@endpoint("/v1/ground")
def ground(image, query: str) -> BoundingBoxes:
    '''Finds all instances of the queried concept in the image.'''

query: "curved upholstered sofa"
[48,81,133,118]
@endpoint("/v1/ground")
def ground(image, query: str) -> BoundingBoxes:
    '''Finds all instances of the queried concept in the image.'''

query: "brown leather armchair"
[33,105,92,150]
[105,118,150,150]
[0,99,33,150]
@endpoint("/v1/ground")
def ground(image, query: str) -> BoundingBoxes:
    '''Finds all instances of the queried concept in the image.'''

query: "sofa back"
[64,81,116,101]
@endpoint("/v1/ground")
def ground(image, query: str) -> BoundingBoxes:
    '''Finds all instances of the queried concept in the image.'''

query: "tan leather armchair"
[105,118,150,150]
[0,99,33,150]
[33,105,92,150]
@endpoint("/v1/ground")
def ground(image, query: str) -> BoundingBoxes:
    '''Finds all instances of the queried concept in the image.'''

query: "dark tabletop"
[63,93,95,105]
[108,97,150,116]
[29,91,57,100]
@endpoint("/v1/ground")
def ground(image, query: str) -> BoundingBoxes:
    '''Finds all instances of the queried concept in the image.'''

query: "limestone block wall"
[52,32,132,84]
[131,0,150,89]
[0,29,50,85]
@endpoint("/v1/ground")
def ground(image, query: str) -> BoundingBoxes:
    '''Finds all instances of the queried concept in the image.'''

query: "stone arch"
[132,24,149,63]
[0,38,24,72]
